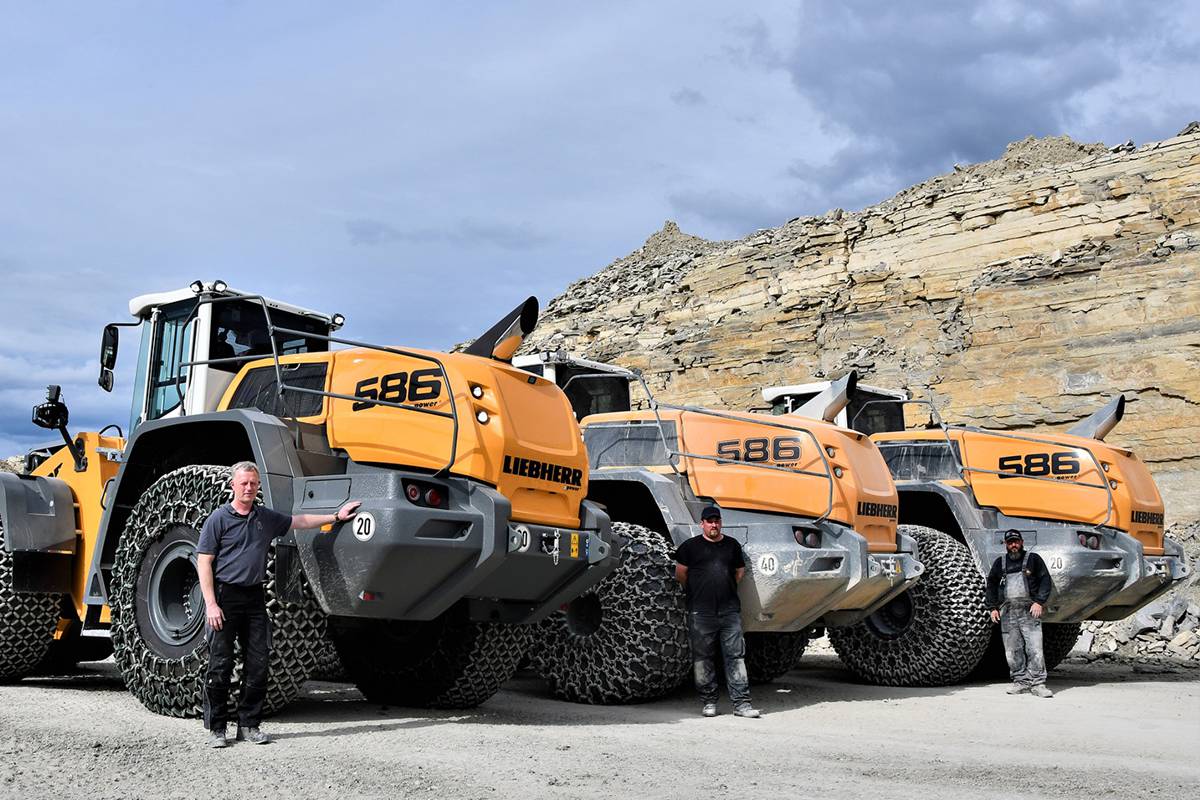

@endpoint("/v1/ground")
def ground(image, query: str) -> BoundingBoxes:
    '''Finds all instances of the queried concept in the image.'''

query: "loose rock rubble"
[1068,521,1200,667]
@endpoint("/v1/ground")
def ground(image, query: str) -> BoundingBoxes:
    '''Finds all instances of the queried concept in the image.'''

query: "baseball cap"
[1003,529,1024,542]
[700,505,722,521]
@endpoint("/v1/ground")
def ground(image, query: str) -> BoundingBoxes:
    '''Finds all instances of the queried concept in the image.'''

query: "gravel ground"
[1,654,1196,800]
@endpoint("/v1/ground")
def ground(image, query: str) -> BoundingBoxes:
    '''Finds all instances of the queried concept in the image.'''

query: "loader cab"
[513,352,633,420]
[120,283,337,433]
[763,381,908,436]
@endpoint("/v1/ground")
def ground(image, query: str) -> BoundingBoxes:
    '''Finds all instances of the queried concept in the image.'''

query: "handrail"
[562,370,838,524]
[173,294,461,477]
[853,398,1115,527]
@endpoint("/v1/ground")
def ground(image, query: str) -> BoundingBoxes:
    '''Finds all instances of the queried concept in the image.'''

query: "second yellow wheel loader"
[514,352,922,703]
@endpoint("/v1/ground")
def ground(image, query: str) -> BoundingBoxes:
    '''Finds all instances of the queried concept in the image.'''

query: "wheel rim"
[864,592,915,639]
[565,593,603,637]
[145,535,205,647]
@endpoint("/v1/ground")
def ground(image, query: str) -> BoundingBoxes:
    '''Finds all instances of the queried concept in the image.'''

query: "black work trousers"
[203,582,271,730]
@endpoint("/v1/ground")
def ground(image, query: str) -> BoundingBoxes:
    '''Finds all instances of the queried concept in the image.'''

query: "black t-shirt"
[674,534,746,614]
[196,503,292,586]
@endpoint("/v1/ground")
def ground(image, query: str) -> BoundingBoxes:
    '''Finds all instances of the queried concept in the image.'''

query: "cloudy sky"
[2,1,1197,456]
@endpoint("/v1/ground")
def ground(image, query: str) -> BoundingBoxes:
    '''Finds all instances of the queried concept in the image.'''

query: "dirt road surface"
[1,654,1196,800]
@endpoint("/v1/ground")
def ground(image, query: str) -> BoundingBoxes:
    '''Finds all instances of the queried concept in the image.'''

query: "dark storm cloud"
[346,218,552,251]
[763,0,1198,212]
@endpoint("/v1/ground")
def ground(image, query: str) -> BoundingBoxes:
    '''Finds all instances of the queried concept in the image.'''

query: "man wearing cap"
[985,529,1054,697]
[674,505,760,718]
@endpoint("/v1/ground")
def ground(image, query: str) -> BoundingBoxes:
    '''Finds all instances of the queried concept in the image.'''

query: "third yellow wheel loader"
[768,379,1190,685]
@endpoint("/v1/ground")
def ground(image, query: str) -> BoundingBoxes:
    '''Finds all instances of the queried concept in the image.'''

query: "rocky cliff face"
[526,126,1200,522]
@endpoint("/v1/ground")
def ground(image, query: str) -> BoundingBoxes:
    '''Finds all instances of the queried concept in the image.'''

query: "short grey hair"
[231,461,261,480]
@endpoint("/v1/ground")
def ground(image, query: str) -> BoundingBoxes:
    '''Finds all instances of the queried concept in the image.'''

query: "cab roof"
[128,282,335,322]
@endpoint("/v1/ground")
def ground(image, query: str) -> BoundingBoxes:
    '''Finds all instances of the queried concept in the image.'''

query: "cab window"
[209,301,329,373]
[146,304,194,420]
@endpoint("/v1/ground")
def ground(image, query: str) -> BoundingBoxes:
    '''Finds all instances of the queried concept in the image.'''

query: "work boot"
[733,704,761,719]
[1006,683,1029,695]
[207,725,228,749]
[1030,685,1054,698]
[701,703,718,718]
[236,726,273,744]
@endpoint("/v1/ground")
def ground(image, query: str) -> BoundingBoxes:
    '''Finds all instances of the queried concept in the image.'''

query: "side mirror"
[98,325,119,392]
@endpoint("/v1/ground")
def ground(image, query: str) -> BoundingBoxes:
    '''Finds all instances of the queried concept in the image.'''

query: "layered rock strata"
[527,127,1200,521]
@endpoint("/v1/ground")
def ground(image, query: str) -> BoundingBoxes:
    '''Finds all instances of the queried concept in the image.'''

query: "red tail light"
[406,484,421,502]
[425,488,443,507]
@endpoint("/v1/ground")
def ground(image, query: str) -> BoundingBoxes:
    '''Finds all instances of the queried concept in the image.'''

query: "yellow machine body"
[29,432,124,625]
[872,428,1167,554]
[582,408,899,551]
[220,349,590,529]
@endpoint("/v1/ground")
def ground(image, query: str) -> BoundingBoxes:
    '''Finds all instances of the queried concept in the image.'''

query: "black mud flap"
[275,540,307,605]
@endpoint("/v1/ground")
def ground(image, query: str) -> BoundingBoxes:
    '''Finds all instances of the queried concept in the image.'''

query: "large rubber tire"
[1042,622,1082,670]
[330,602,529,708]
[308,631,348,682]
[0,515,62,682]
[109,464,326,718]
[975,619,1082,679]
[829,525,991,686]
[745,632,808,684]
[529,521,690,704]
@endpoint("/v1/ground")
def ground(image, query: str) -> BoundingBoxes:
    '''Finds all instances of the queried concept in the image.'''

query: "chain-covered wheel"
[109,464,326,717]
[330,602,529,708]
[308,631,347,682]
[830,525,991,686]
[1042,622,1082,670]
[0,515,62,682]
[745,632,807,684]
[529,521,689,704]
[975,619,1082,678]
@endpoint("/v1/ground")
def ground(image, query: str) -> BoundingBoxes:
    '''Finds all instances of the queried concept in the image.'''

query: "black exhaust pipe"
[464,297,539,363]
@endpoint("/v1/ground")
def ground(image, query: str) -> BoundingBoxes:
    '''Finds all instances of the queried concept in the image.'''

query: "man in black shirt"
[674,505,760,718]
[197,461,360,747]
[985,529,1053,698]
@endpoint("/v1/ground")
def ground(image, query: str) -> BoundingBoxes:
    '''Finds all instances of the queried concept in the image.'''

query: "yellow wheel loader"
[0,283,617,715]
[512,352,922,703]
[768,380,1190,685]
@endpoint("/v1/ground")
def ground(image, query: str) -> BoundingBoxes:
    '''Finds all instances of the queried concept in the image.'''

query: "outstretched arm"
[291,500,362,531]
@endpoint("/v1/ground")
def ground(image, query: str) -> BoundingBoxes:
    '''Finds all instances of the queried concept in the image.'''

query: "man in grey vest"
[197,461,361,747]
[985,529,1053,697]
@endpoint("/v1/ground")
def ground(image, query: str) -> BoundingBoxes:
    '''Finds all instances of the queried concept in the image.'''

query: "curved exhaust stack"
[464,296,539,363]
[794,370,858,423]
[1066,395,1126,441]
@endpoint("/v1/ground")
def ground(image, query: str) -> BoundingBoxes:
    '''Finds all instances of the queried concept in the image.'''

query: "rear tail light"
[1078,533,1088,547]
[403,480,449,509]
[1087,534,1101,550]
[794,527,821,548]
